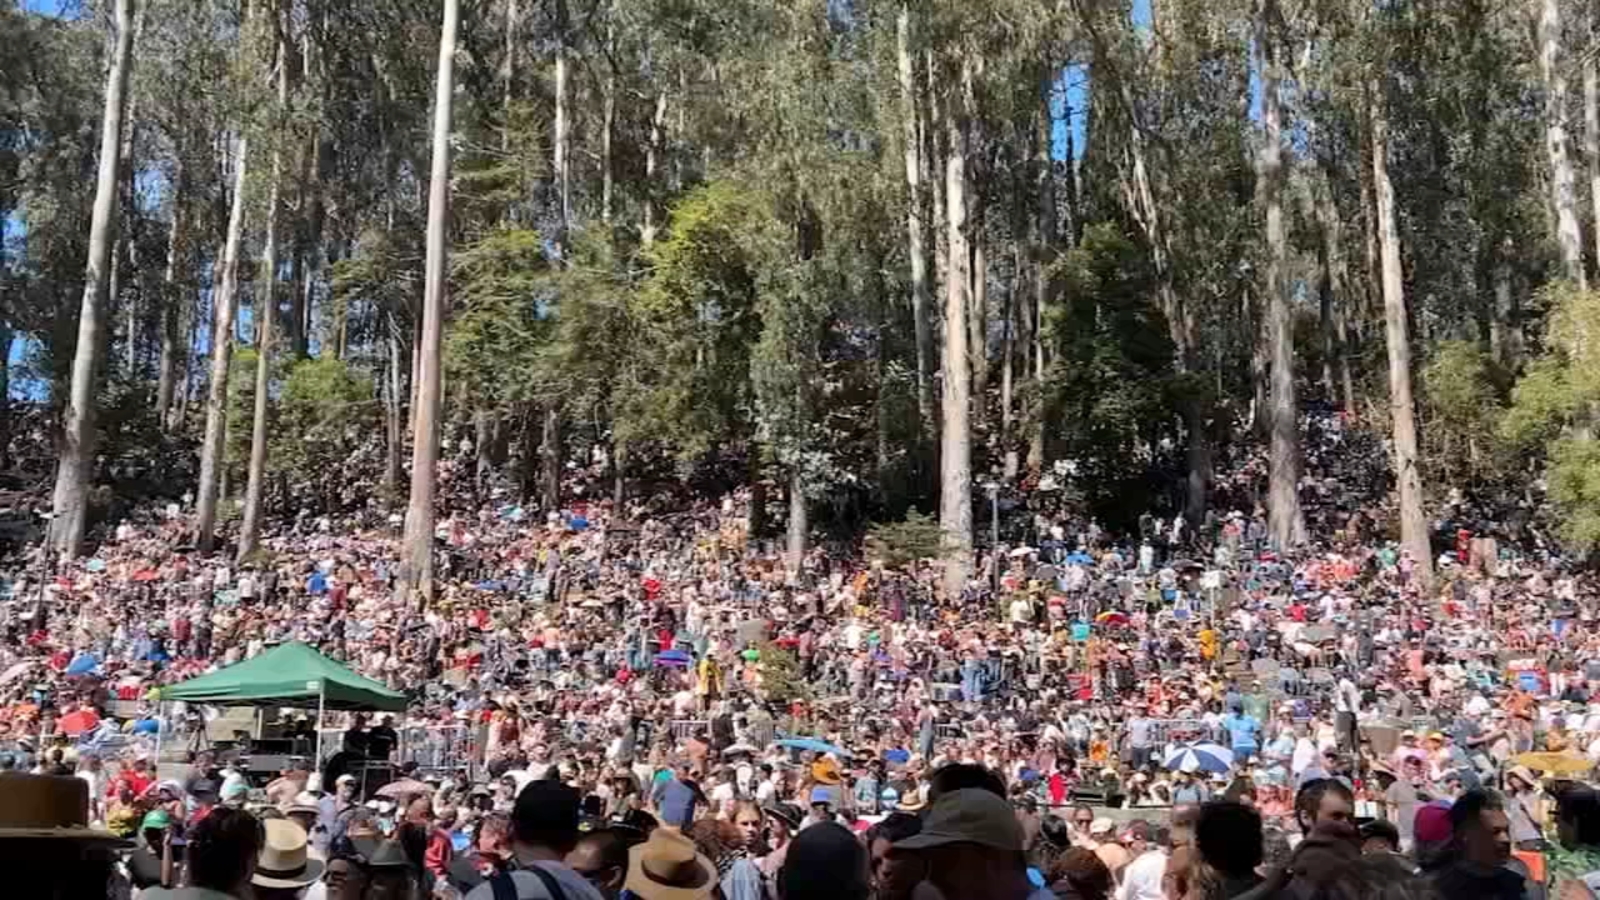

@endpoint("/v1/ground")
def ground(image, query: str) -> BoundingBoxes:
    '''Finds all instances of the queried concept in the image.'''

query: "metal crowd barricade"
[1144,718,1214,747]
[670,719,709,741]
[400,725,478,780]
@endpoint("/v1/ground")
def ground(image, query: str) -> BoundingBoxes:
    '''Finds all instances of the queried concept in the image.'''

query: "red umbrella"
[56,709,101,735]
[132,569,160,582]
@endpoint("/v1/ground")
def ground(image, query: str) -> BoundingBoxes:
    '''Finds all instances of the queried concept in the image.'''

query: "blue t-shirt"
[1222,712,1260,753]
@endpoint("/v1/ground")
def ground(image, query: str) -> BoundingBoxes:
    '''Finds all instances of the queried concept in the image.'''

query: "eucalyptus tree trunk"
[1001,245,1017,480]
[1586,43,1600,276]
[384,311,404,496]
[940,59,974,600]
[1258,1,1303,550]
[401,0,459,606]
[50,0,135,560]
[641,91,669,246]
[155,154,185,431]
[786,468,806,573]
[1539,0,1587,288]
[1315,165,1356,413]
[926,51,947,296]
[896,4,935,438]
[239,25,291,563]
[195,137,250,554]
[540,406,560,511]
[553,0,572,251]
[1371,86,1432,585]
[1027,73,1053,475]
[602,16,616,225]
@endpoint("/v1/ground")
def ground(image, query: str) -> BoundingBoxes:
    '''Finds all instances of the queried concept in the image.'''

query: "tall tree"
[1371,79,1431,582]
[1538,0,1586,287]
[1258,0,1303,550]
[400,0,460,605]
[896,3,935,441]
[195,136,249,553]
[50,0,136,559]
[238,10,291,561]
[940,56,974,598]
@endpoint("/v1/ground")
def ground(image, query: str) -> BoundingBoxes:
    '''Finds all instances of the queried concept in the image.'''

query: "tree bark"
[1314,165,1355,412]
[896,4,935,440]
[940,59,974,599]
[786,468,806,573]
[1586,36,1600,280]
[1258,1,1303,550]
[553,0,572,252]
[1539,0,1587,287]
[155,153,185,430]
[1027,73,1053,475]
[239,23,290,563]
[540,405,560,511]
[195,136,250,553]
[641,91,668,247]
[1001,244,1017,480]
[1371,84,1432,584]
[384,311,404,497]
[50,0,135,559]
[601,14,616,225]
[401,0,459,606]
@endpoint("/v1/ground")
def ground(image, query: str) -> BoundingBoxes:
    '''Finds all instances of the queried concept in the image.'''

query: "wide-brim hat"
[762,802,802,830]
[625,826,717,900]
[253,818,326,889]
[0,775,131,846]
[811,759,843,786]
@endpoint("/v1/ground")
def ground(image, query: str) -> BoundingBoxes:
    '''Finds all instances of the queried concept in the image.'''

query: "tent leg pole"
[314,686,326,772]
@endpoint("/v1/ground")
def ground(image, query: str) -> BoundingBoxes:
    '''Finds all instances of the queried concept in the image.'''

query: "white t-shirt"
[1118,849,1168,900]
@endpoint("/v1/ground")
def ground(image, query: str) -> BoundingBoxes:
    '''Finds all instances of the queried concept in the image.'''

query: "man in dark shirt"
[368,714,400,761]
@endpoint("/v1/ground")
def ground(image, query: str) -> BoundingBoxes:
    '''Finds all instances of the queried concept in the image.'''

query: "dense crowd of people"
[3,410,1600,900]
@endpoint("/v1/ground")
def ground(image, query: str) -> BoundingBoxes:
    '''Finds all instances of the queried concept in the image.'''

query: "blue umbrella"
[475,580,507,591]
[776,737,850,757]
[654,649,692,668]
[883,748,911,764]
[1164,743,1235,774]
[64,653,100,676]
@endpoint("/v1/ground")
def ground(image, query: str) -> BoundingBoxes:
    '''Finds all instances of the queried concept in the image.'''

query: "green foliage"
[864,510,947,568]
[1502,285,1600,548]
[756,640,809,704]
[1420,339,1509,488]
[445,226,552,412]
[271,357,379,495]
[620,182,768,459]
[1038,223,1177,527]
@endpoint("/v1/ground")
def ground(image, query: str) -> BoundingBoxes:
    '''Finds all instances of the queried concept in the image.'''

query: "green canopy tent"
[159,641,407,764]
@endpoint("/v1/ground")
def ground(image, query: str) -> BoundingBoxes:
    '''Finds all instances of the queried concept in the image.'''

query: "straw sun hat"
[624,826,718,900]
[0,774,130,846]
[252,818,326,890]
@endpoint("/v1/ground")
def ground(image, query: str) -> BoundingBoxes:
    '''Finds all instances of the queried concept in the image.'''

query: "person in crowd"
[893,788,1053,900]
[778,822,870,900]
[251,818,326,900]
[566,827,635,900]
[866,813,923,900]
[622,825,718,900]
[148,807,265,900]
[1430,789,1525,900]
[1548,785,1600,898]
[1194,801,1263,898]
[1047,848,1113,900]
[1504,766,1547,852]
[464,781,606,900]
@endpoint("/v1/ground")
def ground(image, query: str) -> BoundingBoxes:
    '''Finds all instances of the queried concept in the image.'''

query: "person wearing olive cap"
[127,808,182,890]
[892,789,1054,900]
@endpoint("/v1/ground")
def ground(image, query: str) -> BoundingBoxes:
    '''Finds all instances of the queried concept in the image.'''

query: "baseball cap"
[893,789,1023,853]
[1414,802,1452,844]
